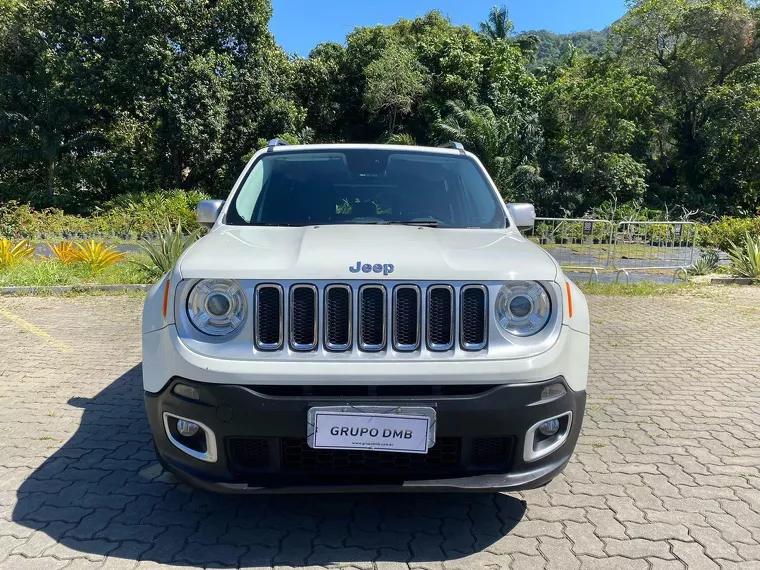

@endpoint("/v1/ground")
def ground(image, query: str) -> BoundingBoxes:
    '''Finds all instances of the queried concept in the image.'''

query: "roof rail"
[439,141,465,153]
[267,138,291,151]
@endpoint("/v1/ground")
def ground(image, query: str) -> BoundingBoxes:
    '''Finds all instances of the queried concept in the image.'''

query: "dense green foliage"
[1,0,760,219]
[518,29,609,66]
[0,190,208,238]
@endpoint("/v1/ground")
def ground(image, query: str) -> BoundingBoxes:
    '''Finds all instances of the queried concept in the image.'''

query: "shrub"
[73,241,126,271]
[98,189,210,236]
[727,232,760,278]
[134,221,200,278]
[698,216,760,251]
[689,249,720,276]
[47,240,80,263]
[0,189,210,239]
[0,238,35,267]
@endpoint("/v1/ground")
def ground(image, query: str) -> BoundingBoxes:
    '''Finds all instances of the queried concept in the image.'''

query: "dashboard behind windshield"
[226,149,507,229]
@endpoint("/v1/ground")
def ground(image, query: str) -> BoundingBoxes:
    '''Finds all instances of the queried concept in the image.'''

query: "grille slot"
[228,438,272,469]
[427,285,454,351]
[460,285,488,350]
[358,285,386,351]
[324,285,351,351]
[470,437,513,468]
[393,285,420,351]
[290,285,318,351]
[255,284,283,350]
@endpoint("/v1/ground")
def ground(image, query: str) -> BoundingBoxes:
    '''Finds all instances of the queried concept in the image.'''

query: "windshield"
[226,149,507,229]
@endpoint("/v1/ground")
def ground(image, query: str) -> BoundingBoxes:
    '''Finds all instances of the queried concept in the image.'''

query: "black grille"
[359,286,386,350]
[325,286,351,350]
[281,438,460,473]
[427,286,453,350]
[255,285,282,349]
[252,282,489,352]
[461,286,487,350]
[290,285,317,350]
[470,437,512,468]
[227,436,514,479]
[228,438,271,469]
[393,286,420,350]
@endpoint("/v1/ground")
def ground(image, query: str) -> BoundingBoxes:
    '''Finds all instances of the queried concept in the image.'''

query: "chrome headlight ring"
[187,279,247,336]
[494,281,552,337]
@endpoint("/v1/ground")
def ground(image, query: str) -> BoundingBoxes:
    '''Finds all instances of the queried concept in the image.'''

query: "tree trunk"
[46,160,55,201]
[388,110,397,134]
[679,104,702,190]
[172,150,184,188]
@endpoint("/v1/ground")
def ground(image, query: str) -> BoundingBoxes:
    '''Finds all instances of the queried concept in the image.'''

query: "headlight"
[187,279,247,336]
[494,281,551,337]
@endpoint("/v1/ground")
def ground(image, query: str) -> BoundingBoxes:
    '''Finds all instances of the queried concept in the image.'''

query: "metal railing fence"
[526,218,616,279]
[611,221,697,283]
[528,218,698,282]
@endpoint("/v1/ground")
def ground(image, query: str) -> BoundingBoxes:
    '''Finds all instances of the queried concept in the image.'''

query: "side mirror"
[196,200,225,229]
[506,203,535,232]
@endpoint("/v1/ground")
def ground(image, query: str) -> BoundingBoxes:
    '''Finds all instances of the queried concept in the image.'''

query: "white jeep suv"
[141,141,589,493]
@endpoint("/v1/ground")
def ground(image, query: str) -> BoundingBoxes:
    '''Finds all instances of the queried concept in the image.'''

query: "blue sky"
[270,0,628,56]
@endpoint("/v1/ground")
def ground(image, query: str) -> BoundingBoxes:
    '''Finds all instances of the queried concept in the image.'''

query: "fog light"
[177,419,200,437]
[538,419,561,437]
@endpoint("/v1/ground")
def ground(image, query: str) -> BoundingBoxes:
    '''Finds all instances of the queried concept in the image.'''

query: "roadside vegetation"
[0,253,149,287]
[579,281,702,297]
[1,0,759,288]
[1,0,760,220]
[0,221,198,286]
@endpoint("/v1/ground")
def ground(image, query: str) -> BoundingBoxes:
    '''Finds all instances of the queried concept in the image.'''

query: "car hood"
[178,225,558,282]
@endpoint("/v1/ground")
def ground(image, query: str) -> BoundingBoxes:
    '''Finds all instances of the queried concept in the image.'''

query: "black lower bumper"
[145,378,585,493]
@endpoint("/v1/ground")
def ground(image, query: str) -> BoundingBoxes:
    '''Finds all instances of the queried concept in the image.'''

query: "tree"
[540,56,656,212]
[0,77,104,201]
[614,0,760,197]
[479,5,514,41]
[436,100,519,195]
[2,0,759,217]
[700,62,760,212]
[363,43,427,133]
[519,29,609,66]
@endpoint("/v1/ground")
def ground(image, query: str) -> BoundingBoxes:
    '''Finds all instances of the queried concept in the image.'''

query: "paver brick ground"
[0,287,759,569]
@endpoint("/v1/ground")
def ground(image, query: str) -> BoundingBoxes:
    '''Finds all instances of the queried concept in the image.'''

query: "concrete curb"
[710,277,758,286]
[0,284,152,296]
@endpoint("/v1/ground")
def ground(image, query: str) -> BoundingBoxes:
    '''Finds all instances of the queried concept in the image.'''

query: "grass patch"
[0,252,152,287]
[1,288,149,298]
[578,281,702,296]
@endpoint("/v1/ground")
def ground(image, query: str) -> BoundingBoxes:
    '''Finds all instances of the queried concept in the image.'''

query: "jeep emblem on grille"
[349,261,395,275]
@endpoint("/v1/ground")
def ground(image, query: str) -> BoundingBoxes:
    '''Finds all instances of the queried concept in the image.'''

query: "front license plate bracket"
[306,406,437,454]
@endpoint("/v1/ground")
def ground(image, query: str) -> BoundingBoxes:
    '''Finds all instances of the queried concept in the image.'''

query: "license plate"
[307,406,436,454]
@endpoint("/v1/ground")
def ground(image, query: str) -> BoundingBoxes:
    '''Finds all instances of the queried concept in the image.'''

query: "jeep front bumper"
[146,376,585,493]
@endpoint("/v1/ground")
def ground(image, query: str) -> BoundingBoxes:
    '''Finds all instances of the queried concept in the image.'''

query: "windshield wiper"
[346,220,440,227]
[384,220,439,227]
[248,222,308,227]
